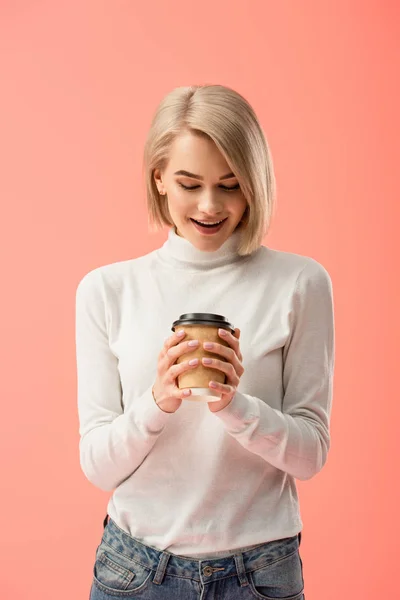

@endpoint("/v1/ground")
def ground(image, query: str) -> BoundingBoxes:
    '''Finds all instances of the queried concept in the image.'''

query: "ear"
[153,168,163,190]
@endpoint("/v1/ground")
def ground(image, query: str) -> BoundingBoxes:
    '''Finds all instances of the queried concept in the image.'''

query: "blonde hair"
[142,84,277,256]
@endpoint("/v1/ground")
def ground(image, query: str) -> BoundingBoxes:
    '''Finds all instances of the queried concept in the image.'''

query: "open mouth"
[190,218,228,234]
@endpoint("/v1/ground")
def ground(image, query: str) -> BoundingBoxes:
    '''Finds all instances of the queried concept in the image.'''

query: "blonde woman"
[76,84,335,600]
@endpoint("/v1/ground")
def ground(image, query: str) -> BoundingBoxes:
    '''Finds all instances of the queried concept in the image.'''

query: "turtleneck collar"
[156,225,247,271]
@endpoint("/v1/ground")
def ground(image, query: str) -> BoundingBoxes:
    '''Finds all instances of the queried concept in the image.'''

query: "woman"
[75,84,335,599]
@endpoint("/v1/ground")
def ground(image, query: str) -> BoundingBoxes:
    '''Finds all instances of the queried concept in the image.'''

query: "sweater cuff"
[212,390,258,431]
[126,385,173,432]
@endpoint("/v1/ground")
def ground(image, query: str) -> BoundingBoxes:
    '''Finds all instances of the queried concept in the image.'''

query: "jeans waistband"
[100,515,302,586]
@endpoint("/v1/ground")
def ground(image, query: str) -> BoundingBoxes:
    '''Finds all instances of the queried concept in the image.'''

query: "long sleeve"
[214,259,335,481]
[75,269,172,492]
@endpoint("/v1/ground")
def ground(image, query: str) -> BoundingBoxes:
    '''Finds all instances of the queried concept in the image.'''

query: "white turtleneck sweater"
[75,226,335,558]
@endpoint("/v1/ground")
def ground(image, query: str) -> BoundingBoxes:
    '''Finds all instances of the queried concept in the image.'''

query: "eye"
[178,183,240,191]
[221,184,240,191]
[178,183,200,190]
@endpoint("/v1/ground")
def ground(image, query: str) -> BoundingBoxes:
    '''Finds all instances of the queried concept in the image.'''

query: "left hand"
[204,328,244,412]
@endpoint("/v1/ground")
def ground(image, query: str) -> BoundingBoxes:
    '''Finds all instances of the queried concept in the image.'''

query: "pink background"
[0,1,398,598]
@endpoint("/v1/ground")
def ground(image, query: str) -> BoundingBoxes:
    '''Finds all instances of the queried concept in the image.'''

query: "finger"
[209,380,234,394]
[234,329,242,360]
[203,342,243,375]
[201,358,241,387]
[166,338,199,365]
[161,330,191,364]
[169,357,199,382]
[219,328,240,350]
[218,328,242,362]
[161,329,186,356]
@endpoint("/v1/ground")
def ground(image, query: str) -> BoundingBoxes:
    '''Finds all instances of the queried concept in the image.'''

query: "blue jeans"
[89,514,305,599]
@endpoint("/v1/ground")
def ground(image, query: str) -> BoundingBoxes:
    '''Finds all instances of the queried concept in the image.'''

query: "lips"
[191,218,227,225]
[190,217,228,235]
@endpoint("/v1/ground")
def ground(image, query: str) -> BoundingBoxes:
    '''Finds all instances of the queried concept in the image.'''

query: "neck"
[156,225,248,271]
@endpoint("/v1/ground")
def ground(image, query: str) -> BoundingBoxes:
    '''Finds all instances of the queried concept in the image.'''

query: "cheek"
[232,196,247,215]
[167,193,192,217]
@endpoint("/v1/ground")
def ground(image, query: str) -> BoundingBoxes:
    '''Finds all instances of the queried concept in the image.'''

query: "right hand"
[152,330,199,413]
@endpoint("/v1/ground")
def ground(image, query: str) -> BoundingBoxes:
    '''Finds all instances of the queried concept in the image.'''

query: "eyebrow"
[173,170,236,181]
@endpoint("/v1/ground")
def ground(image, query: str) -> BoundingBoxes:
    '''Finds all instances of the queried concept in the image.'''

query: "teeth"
[195,219,224,225]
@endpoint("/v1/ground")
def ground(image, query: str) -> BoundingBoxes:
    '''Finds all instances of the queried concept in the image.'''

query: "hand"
[152,330,201,413]
[204,328,245,412]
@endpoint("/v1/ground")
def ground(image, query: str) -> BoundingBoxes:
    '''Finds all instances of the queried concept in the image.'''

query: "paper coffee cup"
[171,313,235,402]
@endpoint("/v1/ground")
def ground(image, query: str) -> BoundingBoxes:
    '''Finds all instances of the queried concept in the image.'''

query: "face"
[153,131,248,251]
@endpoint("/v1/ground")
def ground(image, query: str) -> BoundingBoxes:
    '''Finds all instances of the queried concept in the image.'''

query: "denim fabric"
[89,515,305,599]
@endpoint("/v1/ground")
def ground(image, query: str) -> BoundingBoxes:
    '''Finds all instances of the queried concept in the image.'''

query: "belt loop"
[152,551,171,586]
[233,553,249,587]
[103,514,109,529]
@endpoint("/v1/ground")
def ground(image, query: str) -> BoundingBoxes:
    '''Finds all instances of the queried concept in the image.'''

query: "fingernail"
[177,330,185,336]
[189,358,199,365]
[188,340,199,347]
[203,358,212,364]
[219,328,227,336]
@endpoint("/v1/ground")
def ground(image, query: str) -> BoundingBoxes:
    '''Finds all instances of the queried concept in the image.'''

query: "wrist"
[152,387,172,413]
[151,387,159,405]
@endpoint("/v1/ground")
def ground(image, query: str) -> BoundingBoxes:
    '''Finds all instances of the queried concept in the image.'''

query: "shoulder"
[259,246,332,289]
[75,251,154,297]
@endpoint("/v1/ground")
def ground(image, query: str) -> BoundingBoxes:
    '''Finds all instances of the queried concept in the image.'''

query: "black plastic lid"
[172,313,235,334]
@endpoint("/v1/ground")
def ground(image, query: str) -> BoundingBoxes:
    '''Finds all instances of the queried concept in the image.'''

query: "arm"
[75,269,171,492]
[213,260,335,481]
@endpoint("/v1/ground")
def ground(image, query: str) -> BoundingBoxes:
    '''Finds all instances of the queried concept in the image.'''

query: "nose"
[197,192,224,216]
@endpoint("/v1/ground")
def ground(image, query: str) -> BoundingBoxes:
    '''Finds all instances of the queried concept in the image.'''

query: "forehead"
[167,132,229,172]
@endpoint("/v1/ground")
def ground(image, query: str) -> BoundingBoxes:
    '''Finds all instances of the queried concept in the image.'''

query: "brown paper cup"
[175,325,231,393]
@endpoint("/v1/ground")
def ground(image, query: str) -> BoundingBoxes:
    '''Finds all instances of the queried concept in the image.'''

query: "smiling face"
[153,131,248,251]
